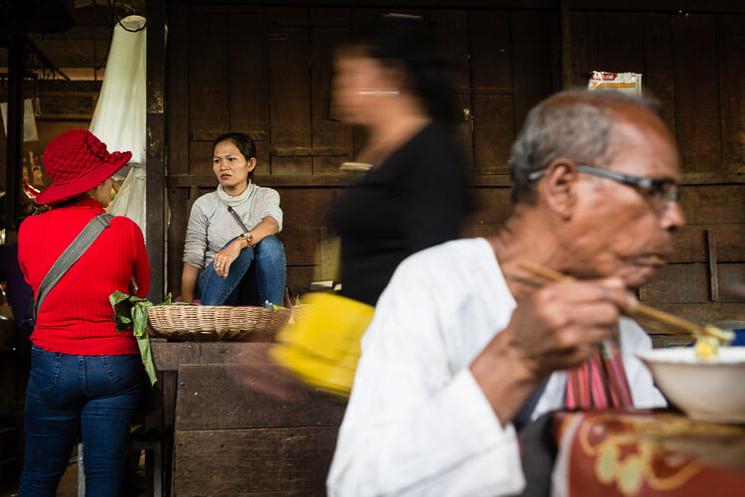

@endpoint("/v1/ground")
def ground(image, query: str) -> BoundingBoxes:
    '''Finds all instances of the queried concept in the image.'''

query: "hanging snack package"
[588,71,642,97]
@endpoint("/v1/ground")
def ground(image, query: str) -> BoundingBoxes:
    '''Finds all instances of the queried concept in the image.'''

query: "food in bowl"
[639,347,745,424]
[691,326,734,359]
[694,334,723,359]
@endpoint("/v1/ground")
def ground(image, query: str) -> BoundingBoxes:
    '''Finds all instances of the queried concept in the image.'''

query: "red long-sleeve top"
[18,197,150,355]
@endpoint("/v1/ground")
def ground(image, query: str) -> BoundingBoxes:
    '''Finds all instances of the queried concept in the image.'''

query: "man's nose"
[661,200,685,231]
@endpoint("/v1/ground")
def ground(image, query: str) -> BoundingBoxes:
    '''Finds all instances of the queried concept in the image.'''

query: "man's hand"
[506,278,637,377]
[470,278,637,424]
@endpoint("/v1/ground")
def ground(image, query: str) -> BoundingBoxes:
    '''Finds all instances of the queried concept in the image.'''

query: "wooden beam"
[166,174,359,188]
[178,0,745,12]
[164,171,745,189]
[165,174,513,188]
[146,0,167,301]
[183,0,557,7]
[272,146,351,157]
[173,427,338,496]
[655,302,745,324]
[140,0,745,14]
[678,172,745,186]
[23,34,70,81]
[174,364,345,430]
[565,1,745,13]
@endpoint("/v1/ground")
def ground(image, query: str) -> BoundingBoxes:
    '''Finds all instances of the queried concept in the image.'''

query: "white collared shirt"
[327,238,665,497]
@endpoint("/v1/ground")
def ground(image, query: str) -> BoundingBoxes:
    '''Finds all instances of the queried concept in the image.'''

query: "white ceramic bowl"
[638,347,745,423]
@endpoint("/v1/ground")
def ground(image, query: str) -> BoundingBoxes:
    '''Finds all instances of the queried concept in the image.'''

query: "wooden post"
[146,0,167,301]
[5,27,25,232]
[706,229,719,301]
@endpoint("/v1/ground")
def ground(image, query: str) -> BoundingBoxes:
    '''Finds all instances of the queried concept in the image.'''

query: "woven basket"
[147,305,291,341]
[289,303,311,324]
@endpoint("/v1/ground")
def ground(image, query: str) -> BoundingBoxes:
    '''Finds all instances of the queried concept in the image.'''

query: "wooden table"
[150,338,346,497]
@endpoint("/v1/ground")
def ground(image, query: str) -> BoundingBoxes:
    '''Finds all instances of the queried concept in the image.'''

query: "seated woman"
[181,132,286,306]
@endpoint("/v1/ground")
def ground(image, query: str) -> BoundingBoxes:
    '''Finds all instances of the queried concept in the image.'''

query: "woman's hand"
[213,239,244,279]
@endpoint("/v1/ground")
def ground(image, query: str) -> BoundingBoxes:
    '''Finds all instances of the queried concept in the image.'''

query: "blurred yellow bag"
[271,292,374,397]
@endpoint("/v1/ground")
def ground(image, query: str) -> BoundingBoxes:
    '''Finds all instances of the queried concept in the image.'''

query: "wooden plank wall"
[165,3,745,325]
[164,4,557,295]
[567,10,745,324]
[170,352,346,496]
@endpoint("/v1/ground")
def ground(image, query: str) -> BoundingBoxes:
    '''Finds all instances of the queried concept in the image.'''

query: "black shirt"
[329,122,470,306]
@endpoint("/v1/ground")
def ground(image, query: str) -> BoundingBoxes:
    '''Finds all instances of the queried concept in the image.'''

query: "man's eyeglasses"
[528,164,681,206]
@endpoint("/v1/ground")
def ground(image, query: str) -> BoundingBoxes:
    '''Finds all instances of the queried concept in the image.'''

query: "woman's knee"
[255,235,285,261]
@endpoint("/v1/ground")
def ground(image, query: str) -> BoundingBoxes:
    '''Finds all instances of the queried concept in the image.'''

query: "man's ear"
[538,159,579,220]
[247,158,257,173]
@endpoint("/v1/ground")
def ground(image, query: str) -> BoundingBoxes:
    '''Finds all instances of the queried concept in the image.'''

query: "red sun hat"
[35,128,132,205]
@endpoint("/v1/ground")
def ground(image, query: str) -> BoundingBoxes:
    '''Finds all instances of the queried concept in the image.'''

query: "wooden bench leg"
[132,437,165,497]
[153,442,162,497]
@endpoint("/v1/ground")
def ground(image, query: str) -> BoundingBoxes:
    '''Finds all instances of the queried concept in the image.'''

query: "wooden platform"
[151,340,346,497]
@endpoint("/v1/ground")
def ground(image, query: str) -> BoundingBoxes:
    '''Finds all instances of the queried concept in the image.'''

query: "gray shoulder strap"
[33,213,114,320]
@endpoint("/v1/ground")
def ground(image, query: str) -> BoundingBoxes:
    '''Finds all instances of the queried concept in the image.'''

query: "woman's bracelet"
[239,231,254,248]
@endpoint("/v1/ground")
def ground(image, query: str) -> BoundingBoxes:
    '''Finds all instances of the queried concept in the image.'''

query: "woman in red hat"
[17,129,150,497]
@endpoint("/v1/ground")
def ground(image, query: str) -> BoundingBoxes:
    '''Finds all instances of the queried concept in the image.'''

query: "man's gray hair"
[510,89,662,204]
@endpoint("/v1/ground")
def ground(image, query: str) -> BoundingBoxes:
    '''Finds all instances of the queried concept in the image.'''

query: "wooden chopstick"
[502,269,691,340]
[516,260,734,343]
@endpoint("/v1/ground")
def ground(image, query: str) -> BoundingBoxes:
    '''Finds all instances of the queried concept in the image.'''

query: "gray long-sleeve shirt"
[183,184,283,270]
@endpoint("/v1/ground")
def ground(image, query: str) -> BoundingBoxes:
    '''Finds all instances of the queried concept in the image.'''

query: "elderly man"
[326,89,684,496]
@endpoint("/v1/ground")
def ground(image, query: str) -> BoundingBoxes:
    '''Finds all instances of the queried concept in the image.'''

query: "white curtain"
[89,15,147,234]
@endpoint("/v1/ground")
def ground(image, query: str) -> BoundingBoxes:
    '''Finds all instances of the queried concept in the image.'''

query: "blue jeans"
[20,345,144,497]
[198,235,286,306]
